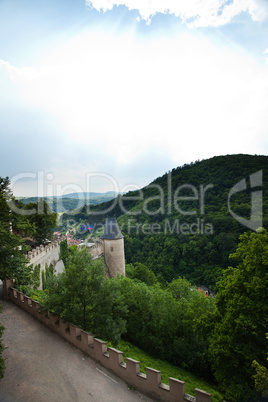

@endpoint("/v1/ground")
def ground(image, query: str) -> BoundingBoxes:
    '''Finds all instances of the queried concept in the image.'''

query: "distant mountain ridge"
[52,191,119,199]
[17,191,119,200]
[17,192,120,213]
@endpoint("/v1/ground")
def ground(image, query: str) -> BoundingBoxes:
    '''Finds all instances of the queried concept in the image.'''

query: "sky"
[1,0,268,197]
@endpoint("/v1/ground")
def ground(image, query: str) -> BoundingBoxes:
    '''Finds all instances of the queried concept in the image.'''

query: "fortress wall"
[26,236,66,287]
[27,236,66,267]
[6,286,211,402]
[88,241,104,259]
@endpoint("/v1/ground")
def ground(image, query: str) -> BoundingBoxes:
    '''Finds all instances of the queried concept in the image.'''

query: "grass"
[115,340,224,402]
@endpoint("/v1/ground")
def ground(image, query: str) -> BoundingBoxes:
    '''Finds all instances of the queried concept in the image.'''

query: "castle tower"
[100,217,125,278]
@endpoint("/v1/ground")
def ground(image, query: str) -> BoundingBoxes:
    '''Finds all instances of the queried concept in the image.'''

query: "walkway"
[0,301,153,402]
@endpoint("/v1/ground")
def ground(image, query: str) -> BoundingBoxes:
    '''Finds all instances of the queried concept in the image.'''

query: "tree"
[0,306,5,379]
[43,247,127,345]
[30,264,41,290]
[59,239,69,266]
[23,199,57,245]
[252,334,268,398]
[41,263,54,291]
[126,262,158,286]
[208,229,268,401]
[116,275,214,377]
[167,277,192,300]
[0,177,32,284]
[93,278,128,346]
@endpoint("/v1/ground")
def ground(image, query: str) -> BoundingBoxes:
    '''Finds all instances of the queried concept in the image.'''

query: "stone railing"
[6,287,211,402]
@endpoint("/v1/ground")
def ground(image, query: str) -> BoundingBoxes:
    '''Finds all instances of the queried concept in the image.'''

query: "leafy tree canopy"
[0,177,31,283]
[252,334,268,398]
[206,229,268,401]
[43,246,127,346]
[22,199,57,245]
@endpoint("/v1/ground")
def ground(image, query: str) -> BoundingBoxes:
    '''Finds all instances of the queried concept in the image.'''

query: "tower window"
[110,246,113,252]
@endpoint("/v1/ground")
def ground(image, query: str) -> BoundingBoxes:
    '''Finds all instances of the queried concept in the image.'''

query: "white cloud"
[1,28,268,193]
[0,59,54,82]
[249,0,268,21]
[85,0,268,27]
[263,48,268,64]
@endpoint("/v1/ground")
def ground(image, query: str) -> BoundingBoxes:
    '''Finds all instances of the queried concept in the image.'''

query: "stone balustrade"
[6,286,212,402]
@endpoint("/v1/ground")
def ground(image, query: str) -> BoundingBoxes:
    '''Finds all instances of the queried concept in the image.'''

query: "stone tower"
[100,217,125,277]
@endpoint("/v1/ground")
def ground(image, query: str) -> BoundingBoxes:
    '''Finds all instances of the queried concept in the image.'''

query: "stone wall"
[6,286,211,402]
[26,236,66,287]
[87,240,104,260]
[27,236,66,267]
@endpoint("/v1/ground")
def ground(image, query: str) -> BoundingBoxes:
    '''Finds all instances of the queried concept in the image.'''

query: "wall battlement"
[6,286,211,402]
[26,236,66,288]
[27,235,66,264]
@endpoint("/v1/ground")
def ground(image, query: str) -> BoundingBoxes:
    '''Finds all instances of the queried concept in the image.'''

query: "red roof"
[197,288,209,297]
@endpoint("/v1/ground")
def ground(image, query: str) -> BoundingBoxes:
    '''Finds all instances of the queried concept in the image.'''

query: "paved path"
[0,301,154,402]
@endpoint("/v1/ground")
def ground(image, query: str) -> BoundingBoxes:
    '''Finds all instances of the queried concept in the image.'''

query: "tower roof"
[100,217,124,240]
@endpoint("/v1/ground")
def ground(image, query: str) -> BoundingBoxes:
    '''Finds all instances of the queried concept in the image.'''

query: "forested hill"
[61,154,268,288]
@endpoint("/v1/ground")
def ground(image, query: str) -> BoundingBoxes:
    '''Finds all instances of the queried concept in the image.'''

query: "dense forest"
[60,154,268,289]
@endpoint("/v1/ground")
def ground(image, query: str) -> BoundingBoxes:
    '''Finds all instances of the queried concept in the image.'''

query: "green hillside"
[60,154,268,288]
